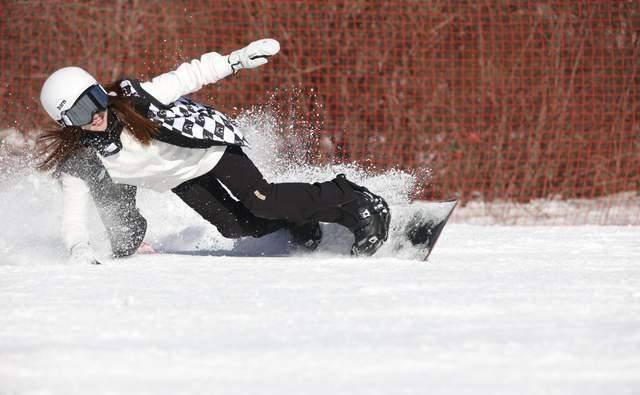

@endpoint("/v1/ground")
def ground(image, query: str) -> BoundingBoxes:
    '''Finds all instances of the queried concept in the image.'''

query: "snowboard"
[391,199,458,261]
[154,200,458,260]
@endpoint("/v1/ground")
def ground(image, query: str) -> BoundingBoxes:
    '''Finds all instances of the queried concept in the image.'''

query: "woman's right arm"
[140,38,280,106]
[61,173,101,264]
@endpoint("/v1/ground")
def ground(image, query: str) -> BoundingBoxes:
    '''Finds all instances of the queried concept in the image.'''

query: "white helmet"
[40,66,101,123]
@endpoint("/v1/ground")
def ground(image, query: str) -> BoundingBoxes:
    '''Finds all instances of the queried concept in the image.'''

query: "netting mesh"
[1,0,638,223]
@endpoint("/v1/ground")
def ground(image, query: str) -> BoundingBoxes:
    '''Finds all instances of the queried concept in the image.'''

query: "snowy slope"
[1,226,639,394]
[1,170,639,394]
[1,117,639,393]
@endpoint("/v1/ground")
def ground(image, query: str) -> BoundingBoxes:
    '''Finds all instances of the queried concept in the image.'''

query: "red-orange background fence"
[1,1,638,223]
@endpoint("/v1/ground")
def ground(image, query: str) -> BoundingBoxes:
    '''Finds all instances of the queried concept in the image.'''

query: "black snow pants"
[171,146,359,239]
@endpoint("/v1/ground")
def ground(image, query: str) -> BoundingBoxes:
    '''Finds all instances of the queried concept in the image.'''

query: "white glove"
[228,38,280,73]
[69,243,101,265]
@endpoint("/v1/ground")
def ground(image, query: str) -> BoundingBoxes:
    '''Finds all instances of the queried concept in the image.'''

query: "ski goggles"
[59,84,109,127]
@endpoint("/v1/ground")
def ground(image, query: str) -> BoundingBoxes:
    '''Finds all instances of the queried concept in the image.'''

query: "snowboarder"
[37,38,390,264]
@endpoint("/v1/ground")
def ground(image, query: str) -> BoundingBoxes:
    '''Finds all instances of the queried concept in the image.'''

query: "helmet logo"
[56,99,67,110]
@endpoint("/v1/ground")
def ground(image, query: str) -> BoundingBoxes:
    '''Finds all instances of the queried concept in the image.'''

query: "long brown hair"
[36,79,159,171]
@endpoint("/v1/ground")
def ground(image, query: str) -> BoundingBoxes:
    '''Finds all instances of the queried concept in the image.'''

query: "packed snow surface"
[2,225,639,394]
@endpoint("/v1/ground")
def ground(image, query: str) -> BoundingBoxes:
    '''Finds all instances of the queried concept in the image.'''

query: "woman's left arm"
[141,38,280,106]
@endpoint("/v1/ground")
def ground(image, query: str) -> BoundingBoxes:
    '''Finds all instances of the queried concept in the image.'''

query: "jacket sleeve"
[61,173,91,252]
[140,52,234,106]
[58,148,147,258]
[92,182,147,258]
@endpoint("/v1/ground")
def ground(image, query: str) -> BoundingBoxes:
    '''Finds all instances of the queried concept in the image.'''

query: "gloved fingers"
[229,38,280,72]
[68,243,101,265]
[247,57,268,68]
[68,254,102,265]
[248,38,280,57]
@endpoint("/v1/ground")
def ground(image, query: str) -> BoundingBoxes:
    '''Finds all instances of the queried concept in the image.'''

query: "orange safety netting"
[1,1,638,223]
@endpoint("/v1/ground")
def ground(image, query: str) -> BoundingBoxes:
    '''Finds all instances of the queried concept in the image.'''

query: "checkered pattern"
[120,80,247,147]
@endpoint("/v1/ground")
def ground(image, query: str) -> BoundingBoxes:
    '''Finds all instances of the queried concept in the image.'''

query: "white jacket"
[61,52,234,252]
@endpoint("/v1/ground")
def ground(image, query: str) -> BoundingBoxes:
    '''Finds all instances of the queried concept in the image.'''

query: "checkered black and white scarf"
[120,79,248,148]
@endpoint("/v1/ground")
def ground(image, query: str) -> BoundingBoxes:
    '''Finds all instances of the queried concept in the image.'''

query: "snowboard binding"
[335,174,391,256]
[289,222,323,252]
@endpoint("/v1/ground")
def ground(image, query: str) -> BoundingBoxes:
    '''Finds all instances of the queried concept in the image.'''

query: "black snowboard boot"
[288,222,323,252]
[334,175,391,256]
